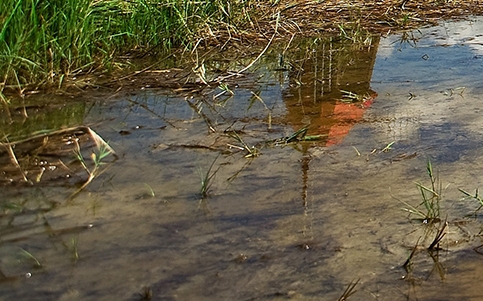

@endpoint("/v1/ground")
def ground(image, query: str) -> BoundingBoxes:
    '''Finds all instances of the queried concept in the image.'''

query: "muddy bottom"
[2,17,483,301]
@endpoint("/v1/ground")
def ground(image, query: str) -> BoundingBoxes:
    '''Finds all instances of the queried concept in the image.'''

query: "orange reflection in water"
[281,37,379,147]
[324,94,376,146]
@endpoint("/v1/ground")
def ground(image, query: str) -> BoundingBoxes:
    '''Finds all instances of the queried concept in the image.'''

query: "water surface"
[1,17,483,301]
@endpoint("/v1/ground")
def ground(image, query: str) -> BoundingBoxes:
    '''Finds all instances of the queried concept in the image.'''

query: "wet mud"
[2,17,483,301]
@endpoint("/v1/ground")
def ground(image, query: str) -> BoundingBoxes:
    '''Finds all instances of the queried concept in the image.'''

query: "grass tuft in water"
[399,161,451,281]
[71,127,117,200]
[396,159,441,223]
[139,286,153,301]
[198,155,221,199]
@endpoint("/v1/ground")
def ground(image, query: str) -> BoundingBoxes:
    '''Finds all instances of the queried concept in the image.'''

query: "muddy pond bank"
[2,16,483,301]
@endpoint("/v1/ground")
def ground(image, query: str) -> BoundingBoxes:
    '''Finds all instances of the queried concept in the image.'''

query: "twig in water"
[337,278,360,301]
[2,140,30,183]
[428,220,447,250]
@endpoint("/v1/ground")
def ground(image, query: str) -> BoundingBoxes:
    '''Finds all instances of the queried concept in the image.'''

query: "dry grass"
[263,0,483,36]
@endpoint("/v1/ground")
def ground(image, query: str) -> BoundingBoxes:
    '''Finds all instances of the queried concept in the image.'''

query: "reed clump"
[0,0,255,91]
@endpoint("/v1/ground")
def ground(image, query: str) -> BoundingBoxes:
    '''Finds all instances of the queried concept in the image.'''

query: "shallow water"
[2,17,483,301]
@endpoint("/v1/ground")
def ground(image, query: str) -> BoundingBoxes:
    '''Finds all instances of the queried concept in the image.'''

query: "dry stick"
[282,32,296,55]
[111,53,175,83]
[68,159,117,201]
[428,221,448,250]
[68,169,96,201]
[107,54,186,93]
[3,141,30,183]
[214,12,281,83]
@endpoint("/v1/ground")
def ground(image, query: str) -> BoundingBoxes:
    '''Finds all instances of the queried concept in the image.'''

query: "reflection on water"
[0,96,86,140]
[2,17,483,301]
[281,36,379,147]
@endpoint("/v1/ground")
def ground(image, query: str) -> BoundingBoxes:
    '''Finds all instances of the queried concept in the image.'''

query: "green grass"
[198,155,221,199]
[20,247,42,268]
[0,0,255,91]
[397,160,442,223]
[337,20,373,48]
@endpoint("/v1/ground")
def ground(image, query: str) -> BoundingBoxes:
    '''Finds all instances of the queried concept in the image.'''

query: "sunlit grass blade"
[459,188,483,214]
[19,248,41,268]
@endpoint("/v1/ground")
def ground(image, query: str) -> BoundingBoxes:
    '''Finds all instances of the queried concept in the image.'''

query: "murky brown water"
[2,17,483,301]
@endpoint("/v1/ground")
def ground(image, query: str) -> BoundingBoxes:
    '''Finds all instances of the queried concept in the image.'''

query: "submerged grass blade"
[427,248,446,281]
[19,248,41,268]
[71,236,79,261]
[286,126,308,143]
[403,237,421,271]
[337,278,360,301]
